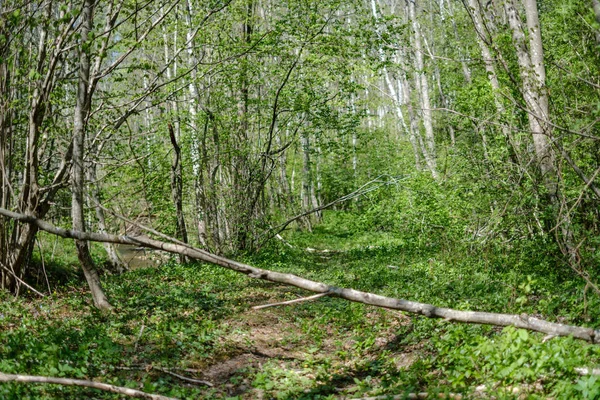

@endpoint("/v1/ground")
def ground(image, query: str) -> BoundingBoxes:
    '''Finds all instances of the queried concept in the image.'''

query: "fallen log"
[1,207,599,343]
[0,372,176,400]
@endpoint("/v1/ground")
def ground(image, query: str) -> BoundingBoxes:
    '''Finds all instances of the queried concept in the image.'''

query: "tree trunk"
[505,0,577,259]
[313,142,323,222]
[168,122,189,264]
[400,62,437,179]
[408,0,438,176]
[466,0,522,165]
[184,0,207,247]
[370,0,423,172]
[0,30,11,289]
[71,0,111,310]
[592,0,600,45]
[505,0,557,199]
[88,162,126,273]
[300,131,314,231]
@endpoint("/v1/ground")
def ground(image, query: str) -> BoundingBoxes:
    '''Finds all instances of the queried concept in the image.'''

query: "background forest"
[1,0,600,398]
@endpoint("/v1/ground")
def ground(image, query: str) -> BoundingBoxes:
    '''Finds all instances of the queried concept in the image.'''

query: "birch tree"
[504,0,557,200]
[407,0,438,176]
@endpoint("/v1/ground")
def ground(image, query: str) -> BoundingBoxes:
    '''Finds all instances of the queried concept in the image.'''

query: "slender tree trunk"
[592,0,600,45]
[4,3,51,292]
[168,123,189,263]
[505,0,578,259]
[277,130,293,208]
[402,71,434,175]
[422,34,457,147]
[505,0,557,199]
[408,0,438,177]
[371,0,423,171]
[313,142,322,222]
[300,131,314,231]
[184,0,207,247]
[0,36,11,289]
[350,92,359,176]
[72,0,111,310]
[466,0,522,165]
[89,164,126,273]
[6,208,600,344]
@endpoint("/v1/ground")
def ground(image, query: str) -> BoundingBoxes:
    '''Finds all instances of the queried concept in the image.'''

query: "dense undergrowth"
[2,211,600,399]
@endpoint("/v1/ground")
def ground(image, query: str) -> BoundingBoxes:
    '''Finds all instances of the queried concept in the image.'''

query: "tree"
[71,0,112,309]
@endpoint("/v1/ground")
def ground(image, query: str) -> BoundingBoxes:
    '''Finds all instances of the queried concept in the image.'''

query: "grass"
[1,211,600,399]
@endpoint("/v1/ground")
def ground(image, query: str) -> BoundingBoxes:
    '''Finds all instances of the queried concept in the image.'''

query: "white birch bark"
[505,0,557,198]
[370,0,424,172]
[466,0,521,163]
[408,0,437,173]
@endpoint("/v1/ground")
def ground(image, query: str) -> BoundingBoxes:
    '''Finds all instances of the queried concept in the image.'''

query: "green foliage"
[433,325,600,398]
[2,213,600,398]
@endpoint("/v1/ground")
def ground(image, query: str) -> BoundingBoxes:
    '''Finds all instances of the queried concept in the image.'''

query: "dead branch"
[0,262,45,297]
[351,393,462,400]
[260,175,405,244]
[114,366,213,387]
[0,372,177,400]
[252,292,330,310]
[2,207,600,343]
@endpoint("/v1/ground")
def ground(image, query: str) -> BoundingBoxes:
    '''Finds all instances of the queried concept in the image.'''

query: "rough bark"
[71,0,111,310]
[3,207,600,344]
[505,0,579,259]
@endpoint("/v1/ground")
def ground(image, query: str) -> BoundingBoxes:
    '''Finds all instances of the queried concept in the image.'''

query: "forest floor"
[1,213,600,399]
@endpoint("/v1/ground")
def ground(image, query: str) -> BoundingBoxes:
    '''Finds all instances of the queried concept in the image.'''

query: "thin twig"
[252,292,330,310]
[114,365,213,387]
[261,175,406,244]
[0,262,45,297]
[36,238,52,294]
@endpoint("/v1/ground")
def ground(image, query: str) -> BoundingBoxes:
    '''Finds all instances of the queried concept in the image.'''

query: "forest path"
[197,297,417,399]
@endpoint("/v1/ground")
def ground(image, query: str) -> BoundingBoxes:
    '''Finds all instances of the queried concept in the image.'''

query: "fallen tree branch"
[0,372,177,400]
[252,292,330,310]
[2,207,600,343]
[114,365,213,387]
[351,393,462,400]
[575,367,600,375]
[306,247,340,254]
